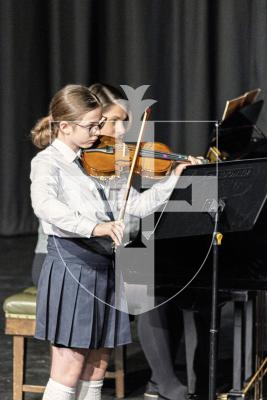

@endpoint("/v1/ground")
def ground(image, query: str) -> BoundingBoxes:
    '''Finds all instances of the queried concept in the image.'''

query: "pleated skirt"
[35,236,132,349]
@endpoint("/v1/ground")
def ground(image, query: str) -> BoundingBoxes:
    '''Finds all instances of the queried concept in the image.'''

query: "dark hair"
[89,83,126,111]
[31,84,100,149]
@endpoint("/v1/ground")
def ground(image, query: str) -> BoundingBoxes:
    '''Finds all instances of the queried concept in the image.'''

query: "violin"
[81,135,209,179]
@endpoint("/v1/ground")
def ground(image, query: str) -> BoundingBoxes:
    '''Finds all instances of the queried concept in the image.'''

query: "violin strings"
[140,150,188,161]
[113,144,188,161]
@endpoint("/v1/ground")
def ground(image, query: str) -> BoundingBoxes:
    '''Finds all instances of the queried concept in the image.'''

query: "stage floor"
[0,235,262,399]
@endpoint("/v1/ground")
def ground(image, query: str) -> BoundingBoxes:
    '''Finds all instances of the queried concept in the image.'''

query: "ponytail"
[31,115,56,149]
[31,84,100,149]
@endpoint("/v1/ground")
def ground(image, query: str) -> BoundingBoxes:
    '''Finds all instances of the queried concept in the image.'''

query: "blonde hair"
[31,84,100,149]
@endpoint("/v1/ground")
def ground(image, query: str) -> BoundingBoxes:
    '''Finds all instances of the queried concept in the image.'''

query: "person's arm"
[125,174,178,218]
[125,163,188,218]
[30,156,97,238]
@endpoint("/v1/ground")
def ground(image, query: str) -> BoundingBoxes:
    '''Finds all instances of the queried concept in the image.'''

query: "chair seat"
[3,286,125,398]
[3,286,37,319]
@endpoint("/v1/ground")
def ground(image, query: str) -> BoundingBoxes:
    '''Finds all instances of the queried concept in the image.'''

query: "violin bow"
[118,107,152,221]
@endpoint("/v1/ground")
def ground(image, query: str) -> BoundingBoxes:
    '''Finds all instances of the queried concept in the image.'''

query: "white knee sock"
[43,378,76,400]
[76,379,103,400]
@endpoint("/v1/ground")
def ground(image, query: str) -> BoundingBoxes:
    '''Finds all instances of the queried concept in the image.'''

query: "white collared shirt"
[30,138,179,239]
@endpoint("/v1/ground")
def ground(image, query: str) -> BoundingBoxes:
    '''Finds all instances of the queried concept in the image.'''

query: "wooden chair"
[3,286,126,400]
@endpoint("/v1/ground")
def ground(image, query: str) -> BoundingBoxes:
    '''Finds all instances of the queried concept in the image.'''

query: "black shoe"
[158,392,187,400]
[144,381,159,399]
[186,394,208,400]
[158,385,187,400]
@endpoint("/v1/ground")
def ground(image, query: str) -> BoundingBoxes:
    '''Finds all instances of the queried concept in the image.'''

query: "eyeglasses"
[72,116,107,136]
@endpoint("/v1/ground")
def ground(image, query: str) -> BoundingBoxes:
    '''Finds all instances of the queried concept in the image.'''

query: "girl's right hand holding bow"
[92,220,125,246]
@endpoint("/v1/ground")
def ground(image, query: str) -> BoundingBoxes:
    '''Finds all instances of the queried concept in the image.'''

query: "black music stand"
[154,158,267,400]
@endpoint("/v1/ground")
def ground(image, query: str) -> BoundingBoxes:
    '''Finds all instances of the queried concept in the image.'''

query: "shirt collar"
[52,138,81,163]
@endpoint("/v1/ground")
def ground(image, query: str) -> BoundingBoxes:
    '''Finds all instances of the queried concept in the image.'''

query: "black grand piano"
[150,95,267,399]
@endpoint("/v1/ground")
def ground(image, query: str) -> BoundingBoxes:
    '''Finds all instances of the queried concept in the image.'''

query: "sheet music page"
[222,94,246,120]
[243,88,261,106]
[221,88,261,121]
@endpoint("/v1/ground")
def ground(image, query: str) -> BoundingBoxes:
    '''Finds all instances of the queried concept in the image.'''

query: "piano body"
[152,97,267,398]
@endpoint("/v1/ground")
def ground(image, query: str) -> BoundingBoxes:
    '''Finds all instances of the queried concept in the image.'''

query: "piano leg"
[244,298,253,382]
[233,301,243,392]
[226,291,258,400]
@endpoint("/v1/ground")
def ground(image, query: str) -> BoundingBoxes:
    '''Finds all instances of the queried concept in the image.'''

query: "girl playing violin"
[30,83,199,400]
[89,83,128,143]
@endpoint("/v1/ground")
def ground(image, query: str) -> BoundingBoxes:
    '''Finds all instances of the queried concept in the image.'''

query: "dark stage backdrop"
[1,0,267,235]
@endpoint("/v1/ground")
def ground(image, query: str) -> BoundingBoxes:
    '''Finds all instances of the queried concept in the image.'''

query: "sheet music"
[222,88,261,121]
